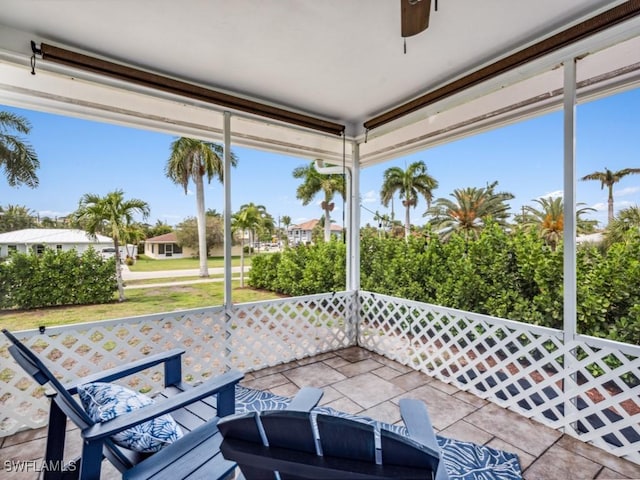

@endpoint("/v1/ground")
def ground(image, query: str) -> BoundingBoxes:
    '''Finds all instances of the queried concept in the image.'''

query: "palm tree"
[521,196,595,250]
[426,181,513,241]
[0,204,36,232]
[604,205,640,246]
[0,111,40,188]
[232,203,267,287]
[281,215,291,246]
[74,190,150,301]
[581,168,640,225]
[380,161,438,239]
[165,137,238,277]
[293,162,345,242]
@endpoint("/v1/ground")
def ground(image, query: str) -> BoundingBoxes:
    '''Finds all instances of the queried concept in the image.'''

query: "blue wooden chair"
[3,328,243,480]
[218,396,449,480]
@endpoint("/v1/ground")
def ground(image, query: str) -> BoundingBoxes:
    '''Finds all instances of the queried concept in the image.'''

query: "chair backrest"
[219,409,439,480]
[3,328,94,429]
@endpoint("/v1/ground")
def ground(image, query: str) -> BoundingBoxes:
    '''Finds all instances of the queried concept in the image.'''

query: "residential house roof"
[145,232,178,243]
[0,229,112,244]
[292,220,342,232]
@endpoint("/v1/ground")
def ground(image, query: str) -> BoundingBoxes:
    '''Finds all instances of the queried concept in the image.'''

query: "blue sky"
[2,86,639,230]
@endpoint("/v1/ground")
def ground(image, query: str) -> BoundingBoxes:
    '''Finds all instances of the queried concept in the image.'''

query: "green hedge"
[248,241,346,296]
[0,248,117,309]
[249,227,640,344]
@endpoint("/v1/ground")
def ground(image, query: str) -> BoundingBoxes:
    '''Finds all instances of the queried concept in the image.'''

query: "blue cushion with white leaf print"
[77,382,183,453]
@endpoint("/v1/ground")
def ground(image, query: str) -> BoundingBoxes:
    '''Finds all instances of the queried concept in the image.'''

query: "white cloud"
[616,200,634,209]
[615,186,640,197]
[187,189,194,196]
[591,202,607,212]
[538,190,563,200]
[37,210,70,218]
[362,190,377,204]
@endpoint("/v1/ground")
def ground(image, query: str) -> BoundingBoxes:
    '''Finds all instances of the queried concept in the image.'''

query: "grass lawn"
[0,282,283,332]
[129,255,257,271]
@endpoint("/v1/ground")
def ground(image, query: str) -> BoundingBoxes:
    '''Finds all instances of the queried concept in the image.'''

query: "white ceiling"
[0,0,627,135]
[0,1,638,168]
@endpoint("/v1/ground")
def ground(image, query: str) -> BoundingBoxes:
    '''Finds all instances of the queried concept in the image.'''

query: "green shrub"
[250,227,640,343]
[0,248,117,309]
[248,241,345,295]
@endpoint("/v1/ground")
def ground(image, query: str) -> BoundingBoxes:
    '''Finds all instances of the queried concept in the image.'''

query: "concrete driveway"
[121,265,249,281]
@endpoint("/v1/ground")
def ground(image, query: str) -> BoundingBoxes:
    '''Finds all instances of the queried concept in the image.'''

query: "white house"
[0,229,114,258]
[287,219,342,246]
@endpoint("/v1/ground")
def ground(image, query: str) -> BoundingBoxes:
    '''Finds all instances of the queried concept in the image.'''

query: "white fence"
[358,291,640,464]
[0,292,356,436]
[2,290,638,463]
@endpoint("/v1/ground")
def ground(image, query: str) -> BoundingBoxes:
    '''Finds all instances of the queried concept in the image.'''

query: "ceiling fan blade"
[401,0,431,38]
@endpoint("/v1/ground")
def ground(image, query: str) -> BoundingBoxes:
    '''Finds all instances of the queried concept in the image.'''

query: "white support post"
[350,141,361,292]
[563,59,577,341]
[562,58,578,435]
[345,161,352,292]
[223,111,232,309]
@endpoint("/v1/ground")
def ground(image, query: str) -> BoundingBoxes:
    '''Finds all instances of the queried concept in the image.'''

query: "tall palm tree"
[165,137,238,277]
[74,190,150,301]
[581,167,640,225]
[0,111,40,188]
[426,181,513,241]
[380,161,438,239]
[293,162,345,242]
[232,203,267,287]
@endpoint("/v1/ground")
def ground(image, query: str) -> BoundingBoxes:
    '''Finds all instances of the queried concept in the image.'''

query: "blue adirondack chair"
[3,328,243,480]
[218,396,449,480]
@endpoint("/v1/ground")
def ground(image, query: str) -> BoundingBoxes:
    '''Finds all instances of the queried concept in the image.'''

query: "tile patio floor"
[1,346,639,480]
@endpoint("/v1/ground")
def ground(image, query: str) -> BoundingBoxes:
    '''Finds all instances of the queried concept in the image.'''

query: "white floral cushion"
[77,382,183,453]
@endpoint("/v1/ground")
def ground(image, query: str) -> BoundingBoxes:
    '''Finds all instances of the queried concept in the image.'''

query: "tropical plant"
[146,219,173,238]
[604,205,640,246]
[426,181,513,240]
[165,137,238,276]
[520,196,596,250]
[293,162,345,242]
[581,167,640,225]
[0,204,36,232]
[281,215,292,246]
[232,203,269,287]
[74,190,150,301]
[380,161,438,239]
[0,111,40,189]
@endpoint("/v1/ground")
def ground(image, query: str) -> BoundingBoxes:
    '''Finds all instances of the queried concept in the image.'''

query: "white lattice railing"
[0,292,356,436]
[2,290,638,463]
[358,291,640,464]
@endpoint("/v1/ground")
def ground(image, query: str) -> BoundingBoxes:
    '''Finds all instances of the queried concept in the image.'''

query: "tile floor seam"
[520,435,564,477]
[592,464,606,479]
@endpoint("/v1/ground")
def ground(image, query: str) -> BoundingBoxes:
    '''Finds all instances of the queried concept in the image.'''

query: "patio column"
[562,59,577,341]
[223,111,232,309]
[350,141,361,292]
[562,58,579,433]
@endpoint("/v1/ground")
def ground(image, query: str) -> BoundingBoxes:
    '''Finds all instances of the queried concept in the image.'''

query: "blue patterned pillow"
[77,382,183,453]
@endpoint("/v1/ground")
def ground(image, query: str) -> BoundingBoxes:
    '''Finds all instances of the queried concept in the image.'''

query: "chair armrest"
[286,387,323,412]
[82,369,243,441]
[399,399,439,454]
[399,399,450,480]
[67,348,186,394]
